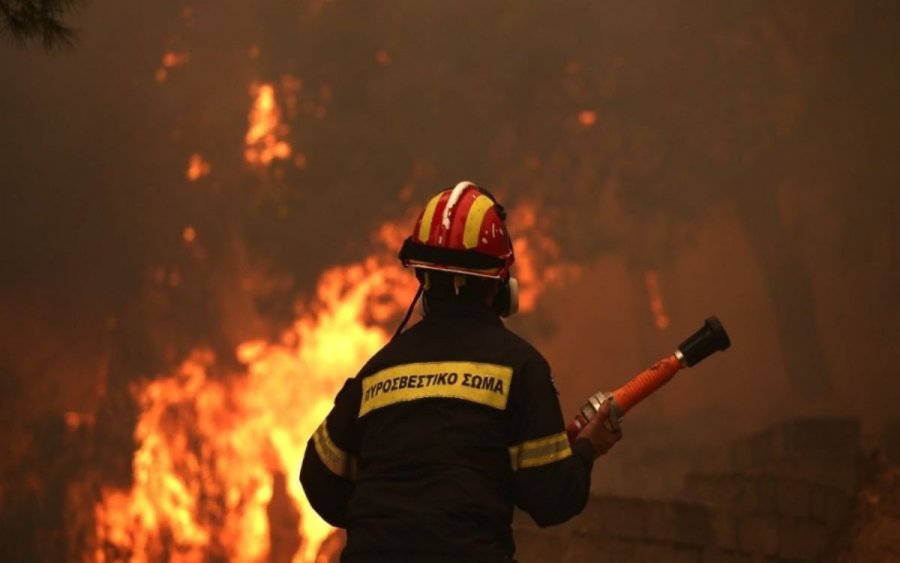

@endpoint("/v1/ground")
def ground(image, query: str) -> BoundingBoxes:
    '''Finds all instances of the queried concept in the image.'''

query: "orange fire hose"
[566,316,730,444]
[611,354,683,415]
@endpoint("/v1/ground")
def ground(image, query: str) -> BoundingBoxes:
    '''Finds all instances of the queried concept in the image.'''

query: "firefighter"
[300,181,622,562]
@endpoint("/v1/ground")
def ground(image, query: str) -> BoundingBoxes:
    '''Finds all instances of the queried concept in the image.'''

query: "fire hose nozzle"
[676,315,731,367]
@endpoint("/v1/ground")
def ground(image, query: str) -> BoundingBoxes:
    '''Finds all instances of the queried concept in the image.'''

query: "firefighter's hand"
[576,402,622,458]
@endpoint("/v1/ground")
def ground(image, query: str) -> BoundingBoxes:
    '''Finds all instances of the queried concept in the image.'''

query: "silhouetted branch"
[0,0,84,50]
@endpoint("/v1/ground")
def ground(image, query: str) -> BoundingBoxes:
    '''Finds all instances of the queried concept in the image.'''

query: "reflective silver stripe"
[508,432,572,471]
[312,421,357,479]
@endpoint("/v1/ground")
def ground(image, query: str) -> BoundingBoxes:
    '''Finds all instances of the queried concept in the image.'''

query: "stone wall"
[513,418,862,563]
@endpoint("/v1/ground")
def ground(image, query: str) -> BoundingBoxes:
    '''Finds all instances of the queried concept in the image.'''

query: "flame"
[186,154,212,181]
[508,202,580,312]
[244,83,292,166]
[94,241,418,563]
[644,270,670,330]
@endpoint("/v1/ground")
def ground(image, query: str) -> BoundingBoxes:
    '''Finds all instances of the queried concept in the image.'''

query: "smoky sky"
[1,0,898,437]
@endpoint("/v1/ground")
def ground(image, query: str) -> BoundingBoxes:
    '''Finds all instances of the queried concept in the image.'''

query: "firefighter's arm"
[509,356,595,527]
[300,378,360,528]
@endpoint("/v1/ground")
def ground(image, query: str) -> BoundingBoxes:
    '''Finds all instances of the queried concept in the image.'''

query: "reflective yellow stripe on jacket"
[312,421,357,480]
[508,432,572,471]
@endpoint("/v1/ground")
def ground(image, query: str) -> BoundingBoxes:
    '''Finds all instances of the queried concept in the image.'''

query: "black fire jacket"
[300,299,595,562]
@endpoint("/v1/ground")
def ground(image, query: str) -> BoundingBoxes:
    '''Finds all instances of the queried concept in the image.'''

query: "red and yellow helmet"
[399,181,515,279]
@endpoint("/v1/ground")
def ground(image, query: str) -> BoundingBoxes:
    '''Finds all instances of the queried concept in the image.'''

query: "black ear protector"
[412,269,519,318]
[494,276,519,318]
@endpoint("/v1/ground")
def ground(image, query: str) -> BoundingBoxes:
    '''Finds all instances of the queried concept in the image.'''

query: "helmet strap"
[392,284,424,341]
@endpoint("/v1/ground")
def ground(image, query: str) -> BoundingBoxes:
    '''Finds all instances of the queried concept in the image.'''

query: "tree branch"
[0,0,85,50]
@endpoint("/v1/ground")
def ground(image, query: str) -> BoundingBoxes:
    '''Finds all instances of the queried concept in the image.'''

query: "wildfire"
[244,83,292,166]
[93,204,568,562]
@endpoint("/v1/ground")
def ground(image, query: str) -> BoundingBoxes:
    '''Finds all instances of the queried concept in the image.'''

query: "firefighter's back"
[344,300,534,562]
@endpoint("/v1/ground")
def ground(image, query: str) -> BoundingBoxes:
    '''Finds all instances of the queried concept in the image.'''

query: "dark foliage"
[0,0,84,49]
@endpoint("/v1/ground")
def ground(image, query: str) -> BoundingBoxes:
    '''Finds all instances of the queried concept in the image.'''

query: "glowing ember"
[244,83,292,166]
[155,51,191,83]
[374,49,391,65]
[578,110,597,127]
[182,226,196,244]
[186,154,211,181]
[281,75,305,119]
[163,51,190,68]
[65,411,95,430]
[644,270,670,330]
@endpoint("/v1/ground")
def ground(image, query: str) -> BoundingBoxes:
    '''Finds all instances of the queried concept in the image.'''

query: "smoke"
[0,0,898,557]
